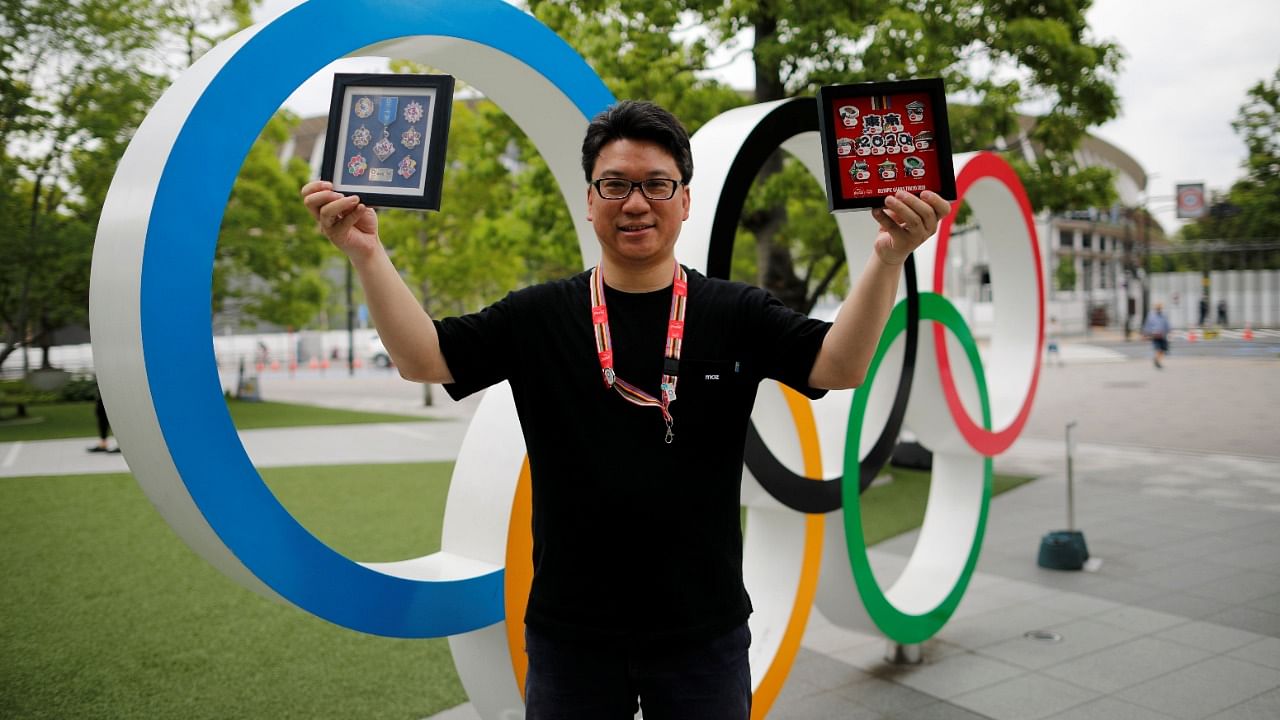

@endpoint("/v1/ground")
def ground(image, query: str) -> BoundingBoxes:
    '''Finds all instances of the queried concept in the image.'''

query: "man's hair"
[581,100,693,184]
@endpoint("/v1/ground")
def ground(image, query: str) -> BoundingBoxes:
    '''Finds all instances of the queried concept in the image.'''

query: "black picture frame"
[319,73,455,211]
[816,78,956,212]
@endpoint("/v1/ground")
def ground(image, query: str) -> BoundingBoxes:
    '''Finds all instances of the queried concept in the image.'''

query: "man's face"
[587,138,690,269]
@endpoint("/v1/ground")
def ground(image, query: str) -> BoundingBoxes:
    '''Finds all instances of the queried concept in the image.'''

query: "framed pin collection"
[320,73,455,210]
[816,78,956,212]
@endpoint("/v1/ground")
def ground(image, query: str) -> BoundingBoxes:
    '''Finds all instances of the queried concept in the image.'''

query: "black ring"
[702,98,919,514]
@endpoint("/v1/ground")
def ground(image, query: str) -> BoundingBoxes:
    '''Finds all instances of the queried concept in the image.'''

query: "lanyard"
[590,261,688,444]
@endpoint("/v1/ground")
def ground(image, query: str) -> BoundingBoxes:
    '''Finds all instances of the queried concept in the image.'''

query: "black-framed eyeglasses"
[591,177,681,201]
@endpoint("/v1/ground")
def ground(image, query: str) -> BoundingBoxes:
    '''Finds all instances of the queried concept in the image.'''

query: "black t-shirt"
[436,267,831,645]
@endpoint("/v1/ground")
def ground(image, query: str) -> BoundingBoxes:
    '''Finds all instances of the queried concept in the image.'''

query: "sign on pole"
[1176,182,1206,219]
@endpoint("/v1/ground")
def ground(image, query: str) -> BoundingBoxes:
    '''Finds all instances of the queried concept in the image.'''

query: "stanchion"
[1037,421,1089,570]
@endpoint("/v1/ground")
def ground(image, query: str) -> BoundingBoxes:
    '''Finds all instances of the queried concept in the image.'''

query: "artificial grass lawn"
[0,399,427,443]
[859,465,1031,545]
[2,461,1031,719]
[1,463,463,720]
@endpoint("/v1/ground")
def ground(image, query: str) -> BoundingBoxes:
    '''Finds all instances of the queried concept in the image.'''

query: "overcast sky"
[259,0,1278,232]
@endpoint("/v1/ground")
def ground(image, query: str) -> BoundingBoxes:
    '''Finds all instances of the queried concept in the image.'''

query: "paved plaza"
[3,332,1278,719]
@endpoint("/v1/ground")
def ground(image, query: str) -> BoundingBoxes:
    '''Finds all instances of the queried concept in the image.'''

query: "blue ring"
[142,0,613,637]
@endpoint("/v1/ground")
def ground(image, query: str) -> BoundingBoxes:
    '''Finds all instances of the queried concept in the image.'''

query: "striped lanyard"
[590,261,688,444]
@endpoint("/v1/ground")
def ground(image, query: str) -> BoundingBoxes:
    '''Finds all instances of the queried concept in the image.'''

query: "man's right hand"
[300,181,381,259]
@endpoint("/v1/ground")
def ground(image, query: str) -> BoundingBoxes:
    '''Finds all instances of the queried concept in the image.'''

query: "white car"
[368,335,392,368]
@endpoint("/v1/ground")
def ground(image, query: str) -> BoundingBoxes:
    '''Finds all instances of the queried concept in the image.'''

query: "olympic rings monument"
[89,1,1043,717]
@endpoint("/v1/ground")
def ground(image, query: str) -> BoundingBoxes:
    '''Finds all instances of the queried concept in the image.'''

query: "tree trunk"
[748,13,810,311]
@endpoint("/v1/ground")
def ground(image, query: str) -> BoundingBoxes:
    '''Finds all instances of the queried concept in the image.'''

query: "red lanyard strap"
[590,262,688,443]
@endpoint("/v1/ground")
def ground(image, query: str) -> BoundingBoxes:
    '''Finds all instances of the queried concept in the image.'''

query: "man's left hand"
[870,190,952,266]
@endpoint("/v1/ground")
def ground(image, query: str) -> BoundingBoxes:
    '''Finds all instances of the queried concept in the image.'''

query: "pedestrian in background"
[1142,303,1171,369]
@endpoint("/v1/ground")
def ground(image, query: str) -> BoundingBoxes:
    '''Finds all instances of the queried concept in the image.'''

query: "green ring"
[841,292,992,644]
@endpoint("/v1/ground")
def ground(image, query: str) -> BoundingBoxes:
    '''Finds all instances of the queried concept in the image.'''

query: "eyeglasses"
[591,177,681,201]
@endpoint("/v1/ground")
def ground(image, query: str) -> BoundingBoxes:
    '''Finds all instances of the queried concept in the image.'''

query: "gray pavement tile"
[949,590,1025,622]
[1225,521,1280,545]
[1131,561,1246,592]
[934,603,1076,651]
[829,637,967,674]
[1155,620,1266,654]
[1075,578,1168,605]
[977,617,1137,670]
[950,674,1096,720]
[1039,636,1212,693]
[1244,592,1280,614]
[1154,509,1273,535]
[1133,591,1235,620]
[981,578,1059,605]
[831,640,896,672]
[1031,590,1121,618]
[773,675,822,704]
[801,621,880,655]
[1206,543,1280,571]
[1085,523,1199,552]
[1116,656,1280,720]
[1161,534,1263,561]
[978,561,1111,592]
[767,689,883,719]
[787,650,871,692]
[1204,606,1280,638]
[1045,696,1178,720]
[1105,547,1201,574]
[893,652,1025,699]
[1093,605,1188,634]
[883,700,996,720]
[1228,637,1280,670]
[1185,571,1280,604]
[836,676,937,715]
[1206,687,1280,720]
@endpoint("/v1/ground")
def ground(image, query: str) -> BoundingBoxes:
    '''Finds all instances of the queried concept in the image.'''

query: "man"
[301,100,948,719]
[1143,303,1172,369]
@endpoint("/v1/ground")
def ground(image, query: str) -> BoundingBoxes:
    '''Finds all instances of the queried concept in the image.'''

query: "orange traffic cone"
[308,358,319,369]
[1243,325,1255,341]
[1187,330,1198,343]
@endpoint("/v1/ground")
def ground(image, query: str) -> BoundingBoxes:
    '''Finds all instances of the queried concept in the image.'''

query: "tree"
[0,0,177,370]
[0,0,345,373]
[215,111,332,329]
[1181,66,1280,250]
[527,0,1122,308]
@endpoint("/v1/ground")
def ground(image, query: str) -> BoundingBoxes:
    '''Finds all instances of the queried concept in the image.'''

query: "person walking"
[1143,303,1172,369]
[301,100,948,719]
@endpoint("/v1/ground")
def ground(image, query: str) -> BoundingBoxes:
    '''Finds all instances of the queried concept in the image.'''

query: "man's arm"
[300,181,454,384]
[808,190,951,390]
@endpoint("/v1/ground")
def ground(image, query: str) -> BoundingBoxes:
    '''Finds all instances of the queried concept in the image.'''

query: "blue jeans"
[524,623,752,720]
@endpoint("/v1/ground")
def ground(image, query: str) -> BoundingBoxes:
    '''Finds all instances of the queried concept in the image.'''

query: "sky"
[256,0,1279,233]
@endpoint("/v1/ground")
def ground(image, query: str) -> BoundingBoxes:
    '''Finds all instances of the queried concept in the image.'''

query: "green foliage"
[378,98,532,316]
[1181,66,1280,247]
[526,0,1122,308]
[739,158,849,311]
[0,0,264,367]
[1009,155,1116,213]
[1054,253,1077,291]
[216,111,333,328]
[529,1,748,130]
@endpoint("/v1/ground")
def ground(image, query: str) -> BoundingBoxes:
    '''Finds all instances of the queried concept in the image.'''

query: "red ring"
[932,152,1044,456]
